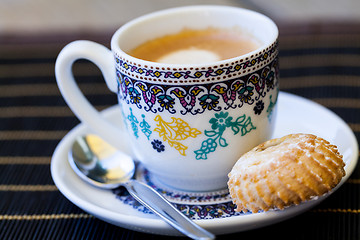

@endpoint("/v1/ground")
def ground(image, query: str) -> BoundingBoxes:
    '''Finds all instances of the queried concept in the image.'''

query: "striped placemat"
[0,23,359,239]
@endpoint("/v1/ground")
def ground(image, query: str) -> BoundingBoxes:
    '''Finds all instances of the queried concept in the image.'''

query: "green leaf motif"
[194,138,217,160]
[219,137,228,147]
[194,111,256,160]
[266,94,278,122]
[204,130,218,137]
[231,126,240,135]
[235,115,246,124]
[241,117,256,136]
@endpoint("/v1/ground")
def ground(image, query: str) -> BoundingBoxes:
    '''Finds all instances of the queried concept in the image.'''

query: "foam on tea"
[127,28,260,64]
[157,48,220,64]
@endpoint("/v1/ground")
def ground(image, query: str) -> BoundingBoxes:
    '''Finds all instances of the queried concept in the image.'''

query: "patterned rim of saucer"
[112,165,249,220]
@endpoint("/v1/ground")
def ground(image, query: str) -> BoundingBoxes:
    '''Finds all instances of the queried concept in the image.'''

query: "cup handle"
[55,40,134,158]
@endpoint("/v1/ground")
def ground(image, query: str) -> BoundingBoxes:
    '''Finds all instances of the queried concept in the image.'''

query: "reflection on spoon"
[68,134,215,240]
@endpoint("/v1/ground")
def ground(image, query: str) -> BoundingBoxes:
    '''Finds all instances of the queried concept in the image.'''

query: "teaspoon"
[68,134,215,240]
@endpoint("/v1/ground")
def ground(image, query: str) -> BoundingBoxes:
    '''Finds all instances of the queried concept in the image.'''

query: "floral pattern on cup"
[267,94,278,121]
[116,56,279,116]
[125,108,153,140]
[118,51,279,161]
[114,41,277,83]
[194,112,256,160]
[151,139,165,152]
[153,115,201,156]
[123,109,261,159]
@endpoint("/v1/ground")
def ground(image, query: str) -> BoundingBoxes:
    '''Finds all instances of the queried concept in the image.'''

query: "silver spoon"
[68,134,215,240]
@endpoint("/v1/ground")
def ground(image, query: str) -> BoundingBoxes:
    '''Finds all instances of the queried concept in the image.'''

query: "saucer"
[51,92,358,236]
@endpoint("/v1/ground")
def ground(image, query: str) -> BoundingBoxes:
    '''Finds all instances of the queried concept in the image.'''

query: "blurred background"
[1,0,359,36]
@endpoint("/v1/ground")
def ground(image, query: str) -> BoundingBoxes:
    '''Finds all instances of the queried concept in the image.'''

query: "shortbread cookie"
[227,134,346,213]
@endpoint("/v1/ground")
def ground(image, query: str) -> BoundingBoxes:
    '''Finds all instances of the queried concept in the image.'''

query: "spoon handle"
[123,180,215,240]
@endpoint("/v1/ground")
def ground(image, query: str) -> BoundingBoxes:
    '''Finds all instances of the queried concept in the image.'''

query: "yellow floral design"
[154,115,201,156]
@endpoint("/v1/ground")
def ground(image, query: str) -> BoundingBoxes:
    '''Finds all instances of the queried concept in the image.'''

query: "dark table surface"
[0,22,359,239]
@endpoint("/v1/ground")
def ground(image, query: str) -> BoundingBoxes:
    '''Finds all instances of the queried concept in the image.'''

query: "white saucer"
[51,92,358,236]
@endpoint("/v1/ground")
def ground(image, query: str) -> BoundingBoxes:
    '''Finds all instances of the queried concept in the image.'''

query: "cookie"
[227,133,346,213]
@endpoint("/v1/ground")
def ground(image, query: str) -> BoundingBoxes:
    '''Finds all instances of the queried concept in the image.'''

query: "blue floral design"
[151,139,165,153]
[254,100,264,115]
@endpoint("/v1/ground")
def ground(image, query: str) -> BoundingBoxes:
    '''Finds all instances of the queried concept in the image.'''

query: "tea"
[127,28,260,64]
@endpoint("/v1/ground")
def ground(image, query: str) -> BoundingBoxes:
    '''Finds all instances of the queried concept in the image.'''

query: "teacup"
[55,5,279,191]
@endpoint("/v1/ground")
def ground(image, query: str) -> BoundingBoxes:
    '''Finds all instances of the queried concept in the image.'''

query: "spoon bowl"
[68,134,215,240]
[70,135,135,188]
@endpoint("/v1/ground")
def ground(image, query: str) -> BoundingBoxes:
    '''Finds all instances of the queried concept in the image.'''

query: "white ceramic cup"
[55,5,279,191]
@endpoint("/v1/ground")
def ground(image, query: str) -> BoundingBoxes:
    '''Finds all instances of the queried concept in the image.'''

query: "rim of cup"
[111,5,279,68]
